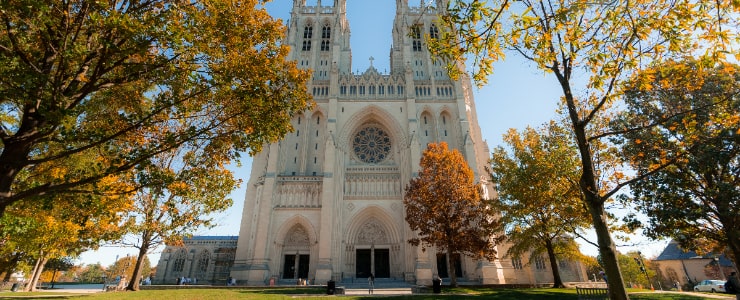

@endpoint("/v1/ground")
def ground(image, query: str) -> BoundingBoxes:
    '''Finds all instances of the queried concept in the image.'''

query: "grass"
[0,287,730,300]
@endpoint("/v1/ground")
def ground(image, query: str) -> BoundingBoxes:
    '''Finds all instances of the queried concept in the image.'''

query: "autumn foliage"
[490,121,590,288]
[0,0,311,215]
[404,142,498,287]
[620,58,740,267]
[432,0,739,298]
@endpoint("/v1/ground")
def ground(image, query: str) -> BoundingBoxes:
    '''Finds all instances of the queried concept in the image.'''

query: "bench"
[576,286,609,300]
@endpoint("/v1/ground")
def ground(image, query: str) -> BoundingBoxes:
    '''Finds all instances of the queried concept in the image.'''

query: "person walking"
[368,273,375,295]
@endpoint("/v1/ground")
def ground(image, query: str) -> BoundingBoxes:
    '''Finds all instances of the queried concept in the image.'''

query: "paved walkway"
[343,288,413,295]
[633,290,735,299]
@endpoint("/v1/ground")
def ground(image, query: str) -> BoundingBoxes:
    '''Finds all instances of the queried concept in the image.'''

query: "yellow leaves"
[49,167,67,180]
[167,181,189,193]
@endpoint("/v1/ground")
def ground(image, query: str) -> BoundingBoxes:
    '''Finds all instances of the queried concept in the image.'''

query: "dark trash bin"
[10,283,20,292]
[327,280,335,295]
[433,278,441,293]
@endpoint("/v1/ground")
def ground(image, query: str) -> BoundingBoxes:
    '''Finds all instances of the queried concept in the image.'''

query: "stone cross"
[369,56,374,67]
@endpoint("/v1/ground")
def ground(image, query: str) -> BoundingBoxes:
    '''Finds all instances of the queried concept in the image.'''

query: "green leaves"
[620,58,740,262]
[490,121,589,287]
[0,0,311,215]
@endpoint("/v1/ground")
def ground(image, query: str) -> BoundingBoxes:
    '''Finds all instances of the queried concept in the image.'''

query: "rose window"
[352,125,391,163]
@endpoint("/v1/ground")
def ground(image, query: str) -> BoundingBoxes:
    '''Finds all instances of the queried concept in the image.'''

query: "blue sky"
[78,0,667,267]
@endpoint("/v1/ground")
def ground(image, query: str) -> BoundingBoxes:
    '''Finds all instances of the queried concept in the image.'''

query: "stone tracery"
[352,124,392,164]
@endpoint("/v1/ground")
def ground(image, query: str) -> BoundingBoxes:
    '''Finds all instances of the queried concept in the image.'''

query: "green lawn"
[0,287,730,300]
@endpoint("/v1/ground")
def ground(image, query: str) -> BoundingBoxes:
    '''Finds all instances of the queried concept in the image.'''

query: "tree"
[121,144,236,291]
[107,255,150,287]
[0,0,311,215]
[432,1,738,299]
[490,121,591,288]
[620,59,740,266]
[78,263,106,283]
[43,257,74,288]
[404,142,499,287]
[0,177,129,291]
[617,252,656,289]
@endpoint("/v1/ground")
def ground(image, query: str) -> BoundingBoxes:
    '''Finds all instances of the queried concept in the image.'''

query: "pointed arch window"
[320,25,331,51]
[303,25,313,39]
[302,25,313,51]
[430,24,439,39]
[172,250,186,272]
[197,251,210,273]
[322,25,331,39]
[411,25,422,52]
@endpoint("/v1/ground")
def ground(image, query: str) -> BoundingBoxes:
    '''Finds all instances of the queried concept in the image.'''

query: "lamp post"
[635,251,655,290]
[713,257,726,280]
[101,274,107,291]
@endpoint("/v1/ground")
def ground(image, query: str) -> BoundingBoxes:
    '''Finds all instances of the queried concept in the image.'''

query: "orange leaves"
[404,142,497,261]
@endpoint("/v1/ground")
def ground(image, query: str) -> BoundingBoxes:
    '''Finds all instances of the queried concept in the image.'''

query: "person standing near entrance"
[368,273,375,294]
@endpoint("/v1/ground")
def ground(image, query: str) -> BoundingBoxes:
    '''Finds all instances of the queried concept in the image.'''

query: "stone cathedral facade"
[155,0,588,287]
[229,0,505,286]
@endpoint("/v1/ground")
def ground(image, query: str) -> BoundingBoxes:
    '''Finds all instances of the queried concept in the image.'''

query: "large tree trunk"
[560,77,629,299]
[24,256,48,292]
[447,251,458,287]
[725,220,739,274]
[545,239,565,288]
[126,234,152,291]
[0,126,36,217]
[50,270,57,289]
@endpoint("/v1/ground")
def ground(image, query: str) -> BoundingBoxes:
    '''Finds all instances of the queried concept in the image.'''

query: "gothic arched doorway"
[355,220,391,278]
[281,224,311,280]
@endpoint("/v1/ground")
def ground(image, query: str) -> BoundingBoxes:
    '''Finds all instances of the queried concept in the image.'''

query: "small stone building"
[652,240,736,289]
[153,236,237,285]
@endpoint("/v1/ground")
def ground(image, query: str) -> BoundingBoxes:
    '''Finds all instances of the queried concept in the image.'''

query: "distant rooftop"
[655,240,733,266]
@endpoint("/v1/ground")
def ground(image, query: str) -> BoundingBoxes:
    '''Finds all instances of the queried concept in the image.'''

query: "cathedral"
[153,0,588,286]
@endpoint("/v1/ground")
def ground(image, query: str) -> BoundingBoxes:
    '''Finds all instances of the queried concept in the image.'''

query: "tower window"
[321,25,331,51]
[412,25,422,52]
[302,25,313,51]
[430,25,439,39]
